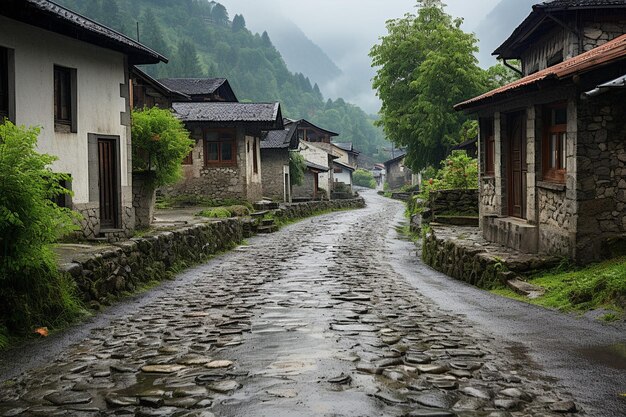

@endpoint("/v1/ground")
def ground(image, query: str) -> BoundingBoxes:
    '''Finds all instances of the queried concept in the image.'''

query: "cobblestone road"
[0,192,580,417]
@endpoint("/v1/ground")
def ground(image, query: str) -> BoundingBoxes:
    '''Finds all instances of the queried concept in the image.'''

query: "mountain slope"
[56,0,389,159]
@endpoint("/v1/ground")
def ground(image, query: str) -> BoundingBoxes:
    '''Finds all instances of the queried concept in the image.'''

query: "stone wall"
[60,219,244,309]
[59,198,364,309]
[386,160,412,190]
[575,89,626,262]
[292,170,317,200]
[582,21,626,52]
[132,173,155,229]
[429,189,478,215]
[479,178,497,215]
[72,202,134,241]
[261,149,289,201]
[537,185,572,255]
[273,197,365,221]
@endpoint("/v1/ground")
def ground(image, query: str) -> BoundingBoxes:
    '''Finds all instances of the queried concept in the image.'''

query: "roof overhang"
[3,0,167,65]
[172,102,284,131]
[333,160,356,171]
[582,73,626,98]
[456,33,626,112]
[131,67,190,101]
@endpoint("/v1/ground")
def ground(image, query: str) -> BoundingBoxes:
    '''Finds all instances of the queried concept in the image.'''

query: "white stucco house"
[0,0,166,239]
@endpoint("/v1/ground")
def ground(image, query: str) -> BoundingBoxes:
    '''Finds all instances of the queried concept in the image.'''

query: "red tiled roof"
[455,33,626,111]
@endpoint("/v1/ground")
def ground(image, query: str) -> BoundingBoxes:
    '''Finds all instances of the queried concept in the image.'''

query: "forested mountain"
[56,0,390,160]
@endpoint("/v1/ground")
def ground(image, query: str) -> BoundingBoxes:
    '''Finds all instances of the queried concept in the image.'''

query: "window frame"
[204,128,237,167]
[542,102,568,183]
[54,65,77,133]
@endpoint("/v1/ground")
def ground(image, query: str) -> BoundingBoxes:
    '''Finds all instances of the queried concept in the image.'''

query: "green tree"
[370,0,486,171]
[174,40,204,77]
[139,9,170,78]
[0,122,82,335]
[232,14,246,32]
[131,107,194,187]
[210,3,229,26]
[353,169,376,188]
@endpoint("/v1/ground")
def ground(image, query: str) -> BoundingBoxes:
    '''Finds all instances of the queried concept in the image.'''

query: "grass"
[491,256,626,319]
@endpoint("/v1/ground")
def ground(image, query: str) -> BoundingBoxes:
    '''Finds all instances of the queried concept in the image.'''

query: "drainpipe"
[503,59,523,76]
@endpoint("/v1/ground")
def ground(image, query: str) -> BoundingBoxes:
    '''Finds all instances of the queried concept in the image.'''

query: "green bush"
[0,122,83,335]
[419,150,478,200]
[132,107,194,188]
[197,207,232,218]
[353,168,376,188]
[289,151,306,187]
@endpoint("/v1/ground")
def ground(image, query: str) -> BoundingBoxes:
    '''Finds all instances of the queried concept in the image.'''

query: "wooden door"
[98,138,118,229]
[507,112,527,218]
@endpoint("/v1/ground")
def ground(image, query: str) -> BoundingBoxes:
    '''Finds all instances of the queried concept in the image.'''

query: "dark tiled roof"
[261,121,298,149]
[384,152,407,166]
[494,0,626,58]
[538,0,626,9]
[457,33,626,110]
[332,142,353,151]
[131,67,190,100]
[3,0,166,65]
[159,78,228,96]
[305,160,329,172]
[333,160,356,171]
[172,102,282,124]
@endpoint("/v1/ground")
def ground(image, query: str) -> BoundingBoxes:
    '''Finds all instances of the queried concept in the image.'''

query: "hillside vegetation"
[57,0,390,160]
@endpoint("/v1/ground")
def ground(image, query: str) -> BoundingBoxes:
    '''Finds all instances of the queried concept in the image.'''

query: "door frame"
[88,134,122,230]
[505,111,527,219]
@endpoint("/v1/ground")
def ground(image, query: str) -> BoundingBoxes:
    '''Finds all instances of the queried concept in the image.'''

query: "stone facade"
[292,170,318,200]
[385,158,413,190]
[522,18,626,76]
[163,126,263,202]
[261,148,290,201]
[132,173,156,229]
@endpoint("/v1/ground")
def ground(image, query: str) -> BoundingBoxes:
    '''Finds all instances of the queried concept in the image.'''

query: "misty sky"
[219,0,510,114]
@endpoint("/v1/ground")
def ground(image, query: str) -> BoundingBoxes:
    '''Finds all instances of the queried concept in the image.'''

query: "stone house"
[167,101,283,202]
[293,120,340,200]
[384,153,415,190]
[0,0,166,239]
[260,119,299,202]
[331,142,359,192]
[130,67,190,110]
[455,0,626,263]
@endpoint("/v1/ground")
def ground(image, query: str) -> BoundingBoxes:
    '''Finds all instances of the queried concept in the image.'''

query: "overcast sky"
[219,0,504,113]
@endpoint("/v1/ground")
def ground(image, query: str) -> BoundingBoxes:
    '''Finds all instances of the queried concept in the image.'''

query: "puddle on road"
[577,343,626,370]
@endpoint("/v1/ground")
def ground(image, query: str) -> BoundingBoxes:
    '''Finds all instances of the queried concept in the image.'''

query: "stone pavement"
[0,193,579,416]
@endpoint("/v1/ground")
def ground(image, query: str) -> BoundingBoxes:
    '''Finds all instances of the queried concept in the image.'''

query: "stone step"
[434,215,479,227]
[256,225,278,234]
[250,210,269,218]
[506,278,545,299]
[253,201,279,211]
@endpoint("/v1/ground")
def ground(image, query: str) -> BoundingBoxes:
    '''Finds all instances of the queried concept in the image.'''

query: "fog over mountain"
[220,0,539,114]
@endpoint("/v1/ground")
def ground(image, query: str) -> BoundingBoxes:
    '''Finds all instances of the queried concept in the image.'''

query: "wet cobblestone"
[0,193,580,417]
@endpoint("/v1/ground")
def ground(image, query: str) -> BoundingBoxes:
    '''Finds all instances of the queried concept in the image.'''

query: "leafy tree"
[139,9,170,78]
[353,169,376,188]
[232,14,246,32]
[289,151,306,187]
[419,150,478,200]
[210,3,229,26]
[174,40,204,77]
[0,122,82,334]
[484,61,521,89]
[370,0,486,171]
[131,107,194,187]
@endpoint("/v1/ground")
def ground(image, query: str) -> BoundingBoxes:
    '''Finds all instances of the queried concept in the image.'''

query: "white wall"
[299,141,332,194]
[0,16,128,204]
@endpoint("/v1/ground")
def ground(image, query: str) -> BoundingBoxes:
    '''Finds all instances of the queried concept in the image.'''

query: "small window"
[0,47,10,121]
[54,65,76,132]
[481,117,495,175]
[204,129,236,166]
[543,103,567,183]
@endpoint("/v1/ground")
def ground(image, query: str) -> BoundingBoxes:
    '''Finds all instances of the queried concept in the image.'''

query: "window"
[0,47,8,120]
[252,138,259,174]
[204,129,236,166]
[543,103,567,183]
[54,66,76,132]
[481,117,495,175]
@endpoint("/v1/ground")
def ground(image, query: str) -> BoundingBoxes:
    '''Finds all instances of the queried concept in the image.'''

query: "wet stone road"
[0,192,580,417]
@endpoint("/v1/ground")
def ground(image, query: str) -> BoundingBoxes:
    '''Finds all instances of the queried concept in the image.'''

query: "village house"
[291,119,340,200]
[455,0,626,263]
[130,67,190,110]
[260,119,299,202]
[331,141,360,194]
[384,152,415,190]
[155,78,283,202]
[0,0,166,239]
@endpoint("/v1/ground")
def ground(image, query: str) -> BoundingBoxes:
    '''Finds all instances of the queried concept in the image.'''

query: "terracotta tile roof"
[456,33,626,111]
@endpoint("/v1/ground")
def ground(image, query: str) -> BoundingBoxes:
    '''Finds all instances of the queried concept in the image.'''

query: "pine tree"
[210,3,229,26]
[174,40,204,77]
[232,14,246,32]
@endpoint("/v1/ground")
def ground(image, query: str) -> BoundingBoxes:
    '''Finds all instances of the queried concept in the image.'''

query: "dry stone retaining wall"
[60,198,365,309]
